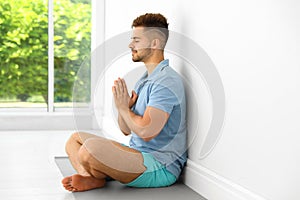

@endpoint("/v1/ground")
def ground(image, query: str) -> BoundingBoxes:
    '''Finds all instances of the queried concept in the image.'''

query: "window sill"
[0,110,94,130]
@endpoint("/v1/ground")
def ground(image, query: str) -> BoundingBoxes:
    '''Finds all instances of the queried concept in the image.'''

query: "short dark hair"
[132,13,169,47]
[132,13,168,29]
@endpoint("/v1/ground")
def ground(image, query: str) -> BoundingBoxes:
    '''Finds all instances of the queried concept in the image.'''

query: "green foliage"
[0,0,91,103]
[54,0,91,103]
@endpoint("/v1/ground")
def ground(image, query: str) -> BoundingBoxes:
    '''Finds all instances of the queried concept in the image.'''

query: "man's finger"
[114,80,122,95]
[122,78,128,93]
[117,78,124,93]
[112,86,116,95]
[131,90,138,101]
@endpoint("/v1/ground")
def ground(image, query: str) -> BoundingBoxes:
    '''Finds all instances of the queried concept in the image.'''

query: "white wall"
[101,0,300,199]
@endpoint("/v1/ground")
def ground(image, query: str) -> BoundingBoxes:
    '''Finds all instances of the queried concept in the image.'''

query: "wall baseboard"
[183,159,267,200]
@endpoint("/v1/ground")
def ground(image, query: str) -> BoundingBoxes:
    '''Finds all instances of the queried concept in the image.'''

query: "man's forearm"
[118,113,131,135]
[118,106,150,140]
[118,106,169,142]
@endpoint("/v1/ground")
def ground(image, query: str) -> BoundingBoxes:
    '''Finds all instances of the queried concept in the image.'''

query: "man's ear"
[151,39,161,49]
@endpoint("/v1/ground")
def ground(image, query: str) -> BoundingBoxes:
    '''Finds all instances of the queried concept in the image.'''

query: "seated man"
[62,13,187,192]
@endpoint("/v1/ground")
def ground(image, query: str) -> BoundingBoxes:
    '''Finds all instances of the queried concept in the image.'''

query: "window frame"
[0,0,105,130]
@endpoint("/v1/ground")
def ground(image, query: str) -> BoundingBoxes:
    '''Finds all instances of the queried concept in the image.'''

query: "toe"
[66,186,74,191]
[72,189,78,192]
[63,182,71,187]
[62,176,72,184]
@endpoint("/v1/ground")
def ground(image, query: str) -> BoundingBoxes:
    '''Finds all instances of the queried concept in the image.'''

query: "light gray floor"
[0,131,206,200]
[55,157,206,200]
[0,131,74,200]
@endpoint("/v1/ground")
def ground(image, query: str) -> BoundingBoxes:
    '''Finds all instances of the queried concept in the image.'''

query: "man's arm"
[118,113,131,135]
[112,78,169,141]
[118,106,169,141]
[114,79,139,136]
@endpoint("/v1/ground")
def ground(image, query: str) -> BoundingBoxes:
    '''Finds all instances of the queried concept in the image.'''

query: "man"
[62,13,187,192]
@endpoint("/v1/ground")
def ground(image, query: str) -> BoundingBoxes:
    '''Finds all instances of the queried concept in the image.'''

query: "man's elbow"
[142,136,152,142]
[120,129,131,136]
[139,129,159,142]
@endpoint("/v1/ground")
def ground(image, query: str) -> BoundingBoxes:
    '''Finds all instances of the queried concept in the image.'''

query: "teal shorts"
[125,152,177,188]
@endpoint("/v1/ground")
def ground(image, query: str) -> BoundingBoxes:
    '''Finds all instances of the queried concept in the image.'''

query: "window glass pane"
[54,0,91,108]
[0,0,48,108]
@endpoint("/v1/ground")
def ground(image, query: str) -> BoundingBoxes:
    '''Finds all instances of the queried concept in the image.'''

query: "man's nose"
[128,41,134,49]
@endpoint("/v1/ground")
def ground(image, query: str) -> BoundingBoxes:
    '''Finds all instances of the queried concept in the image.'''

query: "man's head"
[131,13,169,46]
[129,13,169,63]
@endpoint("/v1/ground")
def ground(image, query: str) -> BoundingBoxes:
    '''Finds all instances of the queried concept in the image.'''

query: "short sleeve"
[147,83,179,114]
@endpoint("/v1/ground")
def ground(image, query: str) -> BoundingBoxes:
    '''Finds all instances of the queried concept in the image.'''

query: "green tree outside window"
[0,0,91,107]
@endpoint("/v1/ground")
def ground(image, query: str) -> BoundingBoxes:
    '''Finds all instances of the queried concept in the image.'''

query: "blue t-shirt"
[129,59,187,178]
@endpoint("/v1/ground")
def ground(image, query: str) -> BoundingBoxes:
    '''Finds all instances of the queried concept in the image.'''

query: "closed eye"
[131,37,141,43]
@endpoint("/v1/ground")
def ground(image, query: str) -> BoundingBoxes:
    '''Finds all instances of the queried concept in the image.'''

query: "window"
[0,0,91,110]
[54,0,91,109]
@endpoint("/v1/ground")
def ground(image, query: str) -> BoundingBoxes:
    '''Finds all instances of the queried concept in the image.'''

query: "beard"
[131,48,152,62]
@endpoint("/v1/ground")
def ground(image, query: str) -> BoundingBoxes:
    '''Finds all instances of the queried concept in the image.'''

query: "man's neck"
[144,53,164,75]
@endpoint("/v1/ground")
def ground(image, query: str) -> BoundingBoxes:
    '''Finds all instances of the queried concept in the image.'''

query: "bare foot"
[62,174,106,192]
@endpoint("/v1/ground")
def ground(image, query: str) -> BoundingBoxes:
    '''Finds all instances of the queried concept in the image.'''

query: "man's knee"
[70,132,81,141]
[78,141,95,167]
[65,132,81,155]
[78,138,107,165]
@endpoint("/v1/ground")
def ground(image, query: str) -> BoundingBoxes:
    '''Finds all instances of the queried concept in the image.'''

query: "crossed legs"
[62,132,146,192]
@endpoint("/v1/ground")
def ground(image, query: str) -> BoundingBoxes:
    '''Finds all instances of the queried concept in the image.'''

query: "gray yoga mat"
[55,156,206,200]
